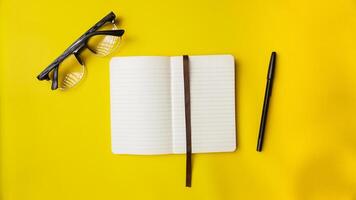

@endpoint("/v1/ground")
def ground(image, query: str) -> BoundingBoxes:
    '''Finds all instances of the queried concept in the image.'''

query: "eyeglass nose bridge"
[73,44,86,66]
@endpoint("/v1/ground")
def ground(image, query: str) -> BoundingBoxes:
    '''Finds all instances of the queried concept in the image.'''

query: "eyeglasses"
[37,12,125,90]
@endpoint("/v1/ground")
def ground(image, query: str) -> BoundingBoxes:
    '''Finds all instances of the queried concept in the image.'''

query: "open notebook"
[110,55,236,155]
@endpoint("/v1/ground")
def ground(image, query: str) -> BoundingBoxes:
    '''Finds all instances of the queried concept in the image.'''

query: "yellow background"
[1,0,356,199]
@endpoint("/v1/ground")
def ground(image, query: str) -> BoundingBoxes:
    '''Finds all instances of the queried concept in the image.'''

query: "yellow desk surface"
[1,0,356,199]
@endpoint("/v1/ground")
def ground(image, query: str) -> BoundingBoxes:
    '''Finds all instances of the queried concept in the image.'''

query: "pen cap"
[267,52,276,80]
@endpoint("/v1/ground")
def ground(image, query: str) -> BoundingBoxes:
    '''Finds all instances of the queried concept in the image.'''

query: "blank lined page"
[171,55,236,153]
[110,57,173,154]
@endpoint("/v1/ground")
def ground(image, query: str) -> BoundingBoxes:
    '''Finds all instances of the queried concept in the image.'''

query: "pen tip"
[267,51,276,79]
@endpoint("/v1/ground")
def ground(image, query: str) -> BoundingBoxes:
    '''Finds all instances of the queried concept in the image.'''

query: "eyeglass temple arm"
[86,29,125,38]
[37,11,116,81]
[82,11,116,38]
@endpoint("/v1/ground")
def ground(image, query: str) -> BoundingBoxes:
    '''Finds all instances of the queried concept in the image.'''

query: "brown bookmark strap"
[183,55,192,187]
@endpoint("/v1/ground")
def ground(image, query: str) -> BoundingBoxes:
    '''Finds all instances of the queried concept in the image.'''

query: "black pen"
[257,52,276,152]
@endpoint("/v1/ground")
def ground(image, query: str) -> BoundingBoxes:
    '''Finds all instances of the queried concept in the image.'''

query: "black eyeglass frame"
[37,11,125,90]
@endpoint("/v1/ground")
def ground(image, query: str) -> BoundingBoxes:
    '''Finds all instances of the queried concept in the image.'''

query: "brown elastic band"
[183,55,192,187]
